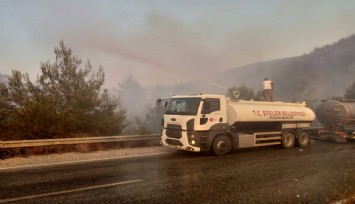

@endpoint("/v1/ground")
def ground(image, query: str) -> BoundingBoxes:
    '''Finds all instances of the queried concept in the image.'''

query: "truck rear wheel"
[297,131,310,147]
[282,131,295,149]
[212,135,231,156]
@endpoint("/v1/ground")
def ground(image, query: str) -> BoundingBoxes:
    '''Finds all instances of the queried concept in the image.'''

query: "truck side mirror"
[156,98,169,109]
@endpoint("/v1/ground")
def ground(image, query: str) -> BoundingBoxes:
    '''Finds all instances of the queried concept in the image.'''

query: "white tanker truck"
[160,94,316,155]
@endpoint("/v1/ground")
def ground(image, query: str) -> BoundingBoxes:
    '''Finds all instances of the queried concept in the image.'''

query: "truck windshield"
[165,98,201,115]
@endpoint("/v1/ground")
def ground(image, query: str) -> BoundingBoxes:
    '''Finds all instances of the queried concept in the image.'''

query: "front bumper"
[161,129,201,152]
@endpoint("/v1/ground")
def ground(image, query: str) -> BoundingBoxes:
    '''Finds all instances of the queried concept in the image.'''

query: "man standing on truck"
[263,78,274,101]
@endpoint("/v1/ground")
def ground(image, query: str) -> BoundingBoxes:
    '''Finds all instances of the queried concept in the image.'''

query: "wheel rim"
[285,134,292,144]
[299,132,309,145]
[299,135,306,143]
[217,141,227,151]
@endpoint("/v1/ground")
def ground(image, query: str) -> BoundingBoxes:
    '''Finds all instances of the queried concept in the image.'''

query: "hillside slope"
[214,34,355,105]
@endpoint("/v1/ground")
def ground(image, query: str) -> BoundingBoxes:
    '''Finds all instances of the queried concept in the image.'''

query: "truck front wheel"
[282,131,295,149]
[212,135,231,156]
[297,131,310,147]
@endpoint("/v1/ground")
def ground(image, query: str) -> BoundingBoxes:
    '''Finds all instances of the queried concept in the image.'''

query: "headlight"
[187,132,199,147]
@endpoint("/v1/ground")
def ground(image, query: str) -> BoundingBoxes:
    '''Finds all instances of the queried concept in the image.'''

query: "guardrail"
[0,134,161,149]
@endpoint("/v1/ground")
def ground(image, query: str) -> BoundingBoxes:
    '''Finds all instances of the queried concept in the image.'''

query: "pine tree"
[344,82,355,99]
[116,75,145,115]
[0,41,127,140]
[0,82,15,139]
[143,103,165,134]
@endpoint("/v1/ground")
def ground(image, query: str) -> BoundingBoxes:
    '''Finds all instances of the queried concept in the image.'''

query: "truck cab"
[161,94,227,153]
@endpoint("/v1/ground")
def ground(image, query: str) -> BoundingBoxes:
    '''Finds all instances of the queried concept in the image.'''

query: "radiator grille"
[166,124,182,139]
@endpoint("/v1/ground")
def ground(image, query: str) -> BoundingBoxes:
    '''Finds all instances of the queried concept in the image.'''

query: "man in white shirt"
[263,78,274,101]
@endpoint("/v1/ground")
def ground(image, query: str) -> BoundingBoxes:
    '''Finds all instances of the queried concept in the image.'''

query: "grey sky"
[1,0,355,88]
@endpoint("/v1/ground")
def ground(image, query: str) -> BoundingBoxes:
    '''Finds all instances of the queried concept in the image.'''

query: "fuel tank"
[226,100,315,123]
[316,100,355,126]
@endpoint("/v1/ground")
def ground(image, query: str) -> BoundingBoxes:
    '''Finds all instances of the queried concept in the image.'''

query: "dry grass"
[0,140,161,160]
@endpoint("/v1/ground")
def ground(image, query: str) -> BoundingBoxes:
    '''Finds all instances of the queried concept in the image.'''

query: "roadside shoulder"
[1,146,174,169]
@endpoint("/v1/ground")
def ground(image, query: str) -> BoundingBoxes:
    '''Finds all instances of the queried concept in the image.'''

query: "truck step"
[254,142,281,146]
[255,137,281,141]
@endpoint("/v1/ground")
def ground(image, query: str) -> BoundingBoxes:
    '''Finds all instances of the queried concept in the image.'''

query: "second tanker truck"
[314,99,355,143]
[160,94,316,155]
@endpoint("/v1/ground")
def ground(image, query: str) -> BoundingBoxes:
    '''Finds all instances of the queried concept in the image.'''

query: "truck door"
[197,98,223,130]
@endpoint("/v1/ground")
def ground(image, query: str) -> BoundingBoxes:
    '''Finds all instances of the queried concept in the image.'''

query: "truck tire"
[297,131,310,147]
[212,135,231,156]
[281,131,295,149]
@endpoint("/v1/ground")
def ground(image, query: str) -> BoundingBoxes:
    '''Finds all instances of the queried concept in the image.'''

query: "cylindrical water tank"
[316,100,355,126]
[226,100,315,123]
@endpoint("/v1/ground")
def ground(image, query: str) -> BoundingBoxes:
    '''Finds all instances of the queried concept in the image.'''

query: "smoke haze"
[1,0,355,89]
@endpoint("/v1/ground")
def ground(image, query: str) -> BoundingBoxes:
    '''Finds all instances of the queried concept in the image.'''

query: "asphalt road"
[1,140,354,204]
